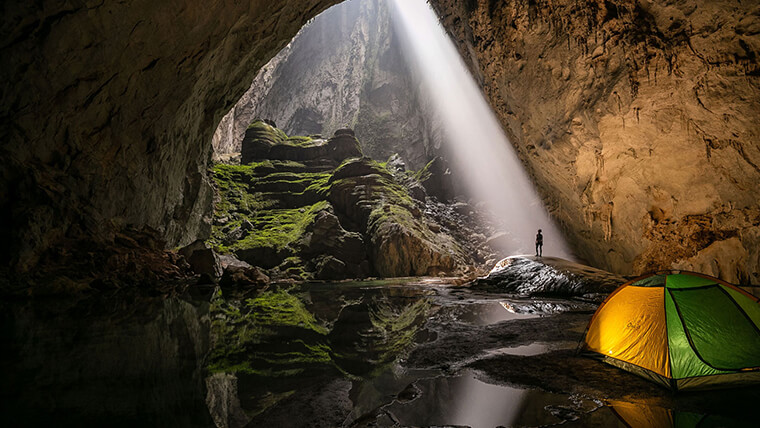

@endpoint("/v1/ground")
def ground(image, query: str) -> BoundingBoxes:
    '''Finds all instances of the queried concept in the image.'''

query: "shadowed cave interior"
[1,0,759,427]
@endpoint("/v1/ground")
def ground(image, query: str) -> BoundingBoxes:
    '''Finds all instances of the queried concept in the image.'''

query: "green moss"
[369,298,431,365]
[414,158,436,182]
[247,120,288,142]
[207,289,331,376]
[220,201,329,253]
[283,135,318,147]
[207,160,333,252]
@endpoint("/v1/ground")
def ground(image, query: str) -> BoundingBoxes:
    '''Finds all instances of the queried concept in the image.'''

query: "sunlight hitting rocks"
[389,0,573,259]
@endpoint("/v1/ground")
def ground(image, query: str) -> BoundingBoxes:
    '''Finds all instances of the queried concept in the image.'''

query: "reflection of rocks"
[501,299,599,315]
[329,298,432,375]
[205,373,250,428]
[474,256,625,297]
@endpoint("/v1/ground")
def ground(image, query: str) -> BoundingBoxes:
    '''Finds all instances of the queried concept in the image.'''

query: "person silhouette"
[535,229,543,257]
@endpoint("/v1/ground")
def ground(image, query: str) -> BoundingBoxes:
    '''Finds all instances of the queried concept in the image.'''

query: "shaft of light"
[389,0,573,259]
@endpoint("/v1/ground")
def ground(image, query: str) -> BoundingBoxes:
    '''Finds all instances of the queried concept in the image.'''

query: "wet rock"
[314,255,347,280]
[219,265,270,288]
[179,241,223,280]
[474,256,625,297]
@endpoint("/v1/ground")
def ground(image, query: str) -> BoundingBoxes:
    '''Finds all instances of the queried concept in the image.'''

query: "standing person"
[535,229,543,257]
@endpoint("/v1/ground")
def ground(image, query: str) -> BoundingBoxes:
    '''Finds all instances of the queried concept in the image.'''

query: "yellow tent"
[582,271,760,391]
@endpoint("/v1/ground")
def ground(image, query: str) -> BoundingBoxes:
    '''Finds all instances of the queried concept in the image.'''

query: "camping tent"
[582,271,760,391]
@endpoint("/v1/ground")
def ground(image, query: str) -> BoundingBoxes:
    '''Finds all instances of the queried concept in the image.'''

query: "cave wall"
[429,0,760,283]
[212,0,439,169]
[0,0,340,272]
[3,0,758,283]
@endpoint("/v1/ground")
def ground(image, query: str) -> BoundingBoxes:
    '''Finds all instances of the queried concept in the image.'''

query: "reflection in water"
[485,341,577,357]
[608,400,756,428]
[438,300,537,326]
[3,282,758,427]
[0,296,213,427]
[386,370,528,428]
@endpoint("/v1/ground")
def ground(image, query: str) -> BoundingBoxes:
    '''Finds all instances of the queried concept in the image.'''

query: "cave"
[1,0,759,426]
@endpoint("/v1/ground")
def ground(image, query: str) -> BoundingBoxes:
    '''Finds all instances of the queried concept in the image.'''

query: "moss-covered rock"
[241,121,362,165]
[209,123,470,280]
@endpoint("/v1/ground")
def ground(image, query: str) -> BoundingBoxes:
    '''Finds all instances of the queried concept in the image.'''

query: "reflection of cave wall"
[429,0,760,283]
[0,0,341,271]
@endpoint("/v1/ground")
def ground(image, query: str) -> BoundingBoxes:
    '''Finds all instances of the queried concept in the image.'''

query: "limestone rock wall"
[0,0,340,272]
[211,0,439,169]
[429,0,760,283]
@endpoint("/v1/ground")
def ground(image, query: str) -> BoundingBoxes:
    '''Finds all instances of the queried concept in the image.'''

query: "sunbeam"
[389,0,573,259]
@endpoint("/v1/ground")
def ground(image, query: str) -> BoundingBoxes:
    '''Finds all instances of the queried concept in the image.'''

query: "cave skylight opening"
[388,0,573,259]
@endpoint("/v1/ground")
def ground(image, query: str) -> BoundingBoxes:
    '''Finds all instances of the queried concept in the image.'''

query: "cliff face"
[430,0,760,283]
[212,0,438,169]
[0,0,340,272]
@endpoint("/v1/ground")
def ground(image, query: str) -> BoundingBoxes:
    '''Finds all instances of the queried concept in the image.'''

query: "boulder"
[218,254,252,270]
[314,255,347,280]
[473,256,624,298]
[219,265,270,288]
[370,219,459,277]
[302,210,367,265]
[179,241,223,280]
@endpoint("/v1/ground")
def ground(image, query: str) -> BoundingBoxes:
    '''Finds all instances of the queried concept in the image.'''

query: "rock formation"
[211,0,440,169]
[429,0,760,283]
[209,121,491,279]
[474,255,625,298]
